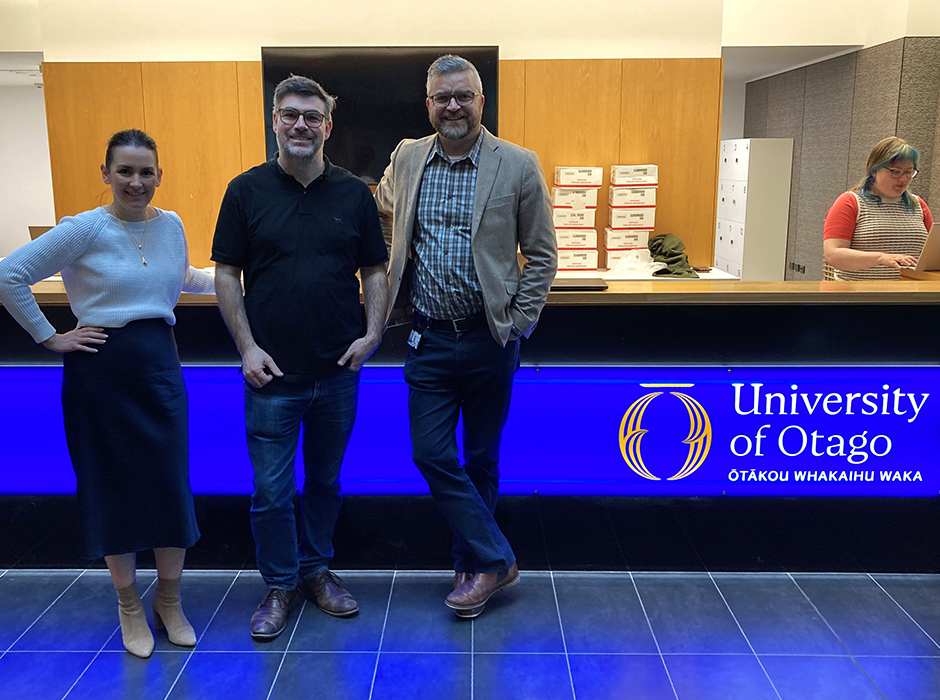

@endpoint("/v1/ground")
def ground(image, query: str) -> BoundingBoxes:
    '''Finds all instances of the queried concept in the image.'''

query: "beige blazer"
[374,128,557,347]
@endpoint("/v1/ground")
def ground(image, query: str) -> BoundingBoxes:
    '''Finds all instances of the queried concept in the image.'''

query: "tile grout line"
[367,570,397,700]
[470,611,475,700]
[264,599,307,700]
[629,572,680,700]
[548,571,577,700]
[867,573,940,651]
[2,569,86,660]
[162,569,242,700]
[60,575,159,700]
[785,573,888,700]
[708,572,783,700]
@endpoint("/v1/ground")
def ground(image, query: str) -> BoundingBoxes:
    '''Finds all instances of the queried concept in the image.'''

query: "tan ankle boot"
[152,577,196,647]
[115,583,154,658]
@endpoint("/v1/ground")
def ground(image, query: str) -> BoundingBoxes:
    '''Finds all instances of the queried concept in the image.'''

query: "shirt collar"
[272,154,334,183]
[427,130,484,167]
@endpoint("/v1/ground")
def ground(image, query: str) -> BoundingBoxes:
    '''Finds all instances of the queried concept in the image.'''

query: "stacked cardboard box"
[606,165,657,269]
[553,167,603,271]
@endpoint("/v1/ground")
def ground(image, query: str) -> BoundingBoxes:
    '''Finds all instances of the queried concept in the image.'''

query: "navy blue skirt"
[62,319,199,560]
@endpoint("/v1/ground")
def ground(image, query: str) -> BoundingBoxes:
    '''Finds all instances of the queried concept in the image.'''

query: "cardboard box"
[609,186,657,207]
[557,249,599,270]
[553,208,596,229]
[605,228,651,250]
[552,187,599,209]
[609,207,655,229]
[610,164,658,186]
[555,228,597,249]
[554,167,603,187]
[606,248,651,269]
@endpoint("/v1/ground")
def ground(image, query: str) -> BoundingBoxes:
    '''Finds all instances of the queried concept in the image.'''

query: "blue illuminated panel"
[2,366,938,496]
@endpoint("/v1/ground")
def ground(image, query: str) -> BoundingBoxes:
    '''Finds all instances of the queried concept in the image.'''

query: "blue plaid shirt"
[409,134,485,320]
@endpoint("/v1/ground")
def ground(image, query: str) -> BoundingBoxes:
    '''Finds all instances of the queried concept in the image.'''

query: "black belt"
[414,310,487,333]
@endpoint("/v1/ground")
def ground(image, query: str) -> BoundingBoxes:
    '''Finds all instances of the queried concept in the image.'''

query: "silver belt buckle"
[450,317,468,333]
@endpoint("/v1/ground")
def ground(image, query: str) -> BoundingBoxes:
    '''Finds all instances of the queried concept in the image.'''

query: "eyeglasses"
[885,167,918,180]
[277,109,326,128]
[428,91,479,107]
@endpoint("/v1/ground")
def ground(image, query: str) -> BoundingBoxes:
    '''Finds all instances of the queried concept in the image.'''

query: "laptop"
[913,224,940,272]
[550,277,608,291]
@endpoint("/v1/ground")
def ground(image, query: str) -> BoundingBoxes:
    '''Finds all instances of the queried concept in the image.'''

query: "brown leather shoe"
[452,572,483,619]
[298,571,359,617]
[445,562,520,611]
[250,588,297,640]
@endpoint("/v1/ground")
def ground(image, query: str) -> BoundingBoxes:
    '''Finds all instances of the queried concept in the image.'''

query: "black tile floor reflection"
[2,495,940,698]
[1,569,939,699]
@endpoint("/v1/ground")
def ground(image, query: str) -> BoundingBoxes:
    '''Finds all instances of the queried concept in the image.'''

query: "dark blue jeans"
[404,325,520,574]
[245,368,360,589]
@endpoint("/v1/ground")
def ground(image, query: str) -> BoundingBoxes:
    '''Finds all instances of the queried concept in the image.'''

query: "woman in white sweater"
[0,129,214,658]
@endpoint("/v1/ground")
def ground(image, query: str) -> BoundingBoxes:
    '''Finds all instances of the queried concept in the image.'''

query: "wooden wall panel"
[237,61,267,172]
[523,60,623,268]
[498,60,526,147]
[141,62,244,267]
[42,63,145,221]
[620,59,723,267]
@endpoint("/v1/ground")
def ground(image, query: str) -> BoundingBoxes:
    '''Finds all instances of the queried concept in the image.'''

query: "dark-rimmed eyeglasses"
[886,167,918,180]
[277,109,325,128]
[428,91,479,107]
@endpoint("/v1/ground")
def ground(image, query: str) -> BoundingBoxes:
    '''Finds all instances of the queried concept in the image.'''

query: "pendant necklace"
[112,207,149,266]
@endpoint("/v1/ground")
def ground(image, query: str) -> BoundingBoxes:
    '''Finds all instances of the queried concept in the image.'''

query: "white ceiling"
[0,52,43,87]
[722,45,863,83]
[0,47,865,90]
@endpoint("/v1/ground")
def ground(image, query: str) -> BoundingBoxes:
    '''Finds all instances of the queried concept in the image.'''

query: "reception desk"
[3,279,940,497]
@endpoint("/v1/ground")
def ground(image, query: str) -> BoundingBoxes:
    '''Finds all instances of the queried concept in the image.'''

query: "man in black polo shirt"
[212,75,388,640]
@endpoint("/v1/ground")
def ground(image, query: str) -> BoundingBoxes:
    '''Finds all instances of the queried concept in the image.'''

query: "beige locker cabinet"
[715,138,793,281]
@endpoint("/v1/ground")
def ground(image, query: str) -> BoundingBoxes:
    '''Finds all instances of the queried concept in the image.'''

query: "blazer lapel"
[400,137,437,244]
[471,130,500,238]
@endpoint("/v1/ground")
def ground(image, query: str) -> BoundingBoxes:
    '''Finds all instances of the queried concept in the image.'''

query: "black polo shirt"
[212,156,387,379]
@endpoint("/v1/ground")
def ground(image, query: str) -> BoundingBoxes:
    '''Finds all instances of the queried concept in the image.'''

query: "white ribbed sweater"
[0,207,215,343]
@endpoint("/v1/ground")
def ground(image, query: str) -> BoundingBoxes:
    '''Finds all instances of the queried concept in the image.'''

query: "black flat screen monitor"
[261,46,499,183]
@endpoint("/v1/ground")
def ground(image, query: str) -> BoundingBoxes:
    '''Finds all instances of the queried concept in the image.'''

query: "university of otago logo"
[619,384,712,481]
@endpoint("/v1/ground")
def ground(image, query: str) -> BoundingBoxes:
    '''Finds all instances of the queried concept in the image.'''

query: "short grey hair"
[426,54,483,96]
[273,75,337,120]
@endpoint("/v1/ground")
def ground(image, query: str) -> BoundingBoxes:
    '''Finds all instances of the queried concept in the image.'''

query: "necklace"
[111,207,149,266]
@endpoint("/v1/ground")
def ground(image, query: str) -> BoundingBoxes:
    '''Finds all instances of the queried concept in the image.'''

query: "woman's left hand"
[42,327,108,353]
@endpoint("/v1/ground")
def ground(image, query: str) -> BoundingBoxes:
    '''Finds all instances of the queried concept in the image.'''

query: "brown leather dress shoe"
[298,571,359,617]
[250,588,297,640]
[445,562,520,612]
[452,572,484,619]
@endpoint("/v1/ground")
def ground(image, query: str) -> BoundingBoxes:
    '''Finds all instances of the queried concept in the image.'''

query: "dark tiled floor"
[2,494,940,698]
[1,570,939,699]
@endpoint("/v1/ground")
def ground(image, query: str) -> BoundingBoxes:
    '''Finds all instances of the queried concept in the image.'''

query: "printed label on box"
[605,228,651,250]
[553,208,596,228]
[552,187,599,208]
[558,249,599,270]
[610,164,658,186]
[609,187,657,207]
[555,228,598,249]
[554,167,603,187]
[609,207,655,229]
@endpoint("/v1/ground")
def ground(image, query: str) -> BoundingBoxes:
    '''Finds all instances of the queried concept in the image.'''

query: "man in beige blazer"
[375,54,557,619]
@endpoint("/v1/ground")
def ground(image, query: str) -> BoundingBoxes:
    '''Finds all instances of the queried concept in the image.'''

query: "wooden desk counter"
[21,278,940,307]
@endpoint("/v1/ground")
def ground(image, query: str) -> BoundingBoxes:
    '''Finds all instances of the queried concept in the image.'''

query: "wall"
[0,85,55,256]
[42,59,723,269]
[34,0,724,61]
[0,0,41,51]
[721,79,745,140]
[744,37,940,281]
[722,0,910,48]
